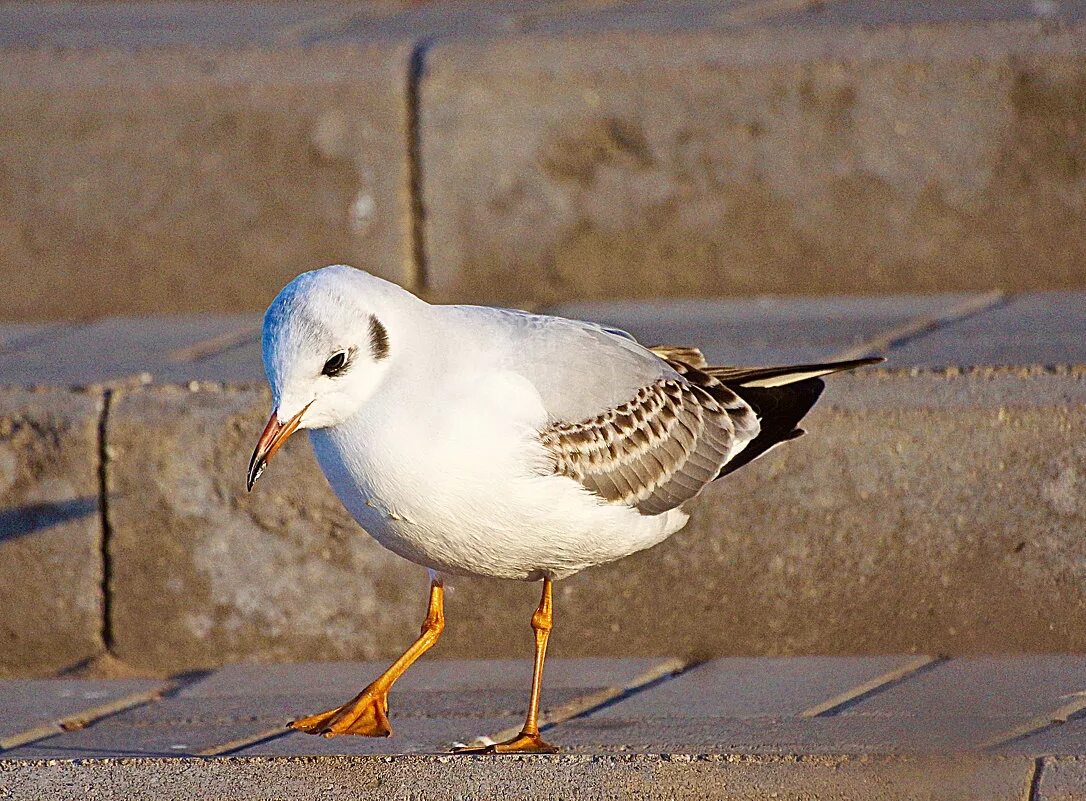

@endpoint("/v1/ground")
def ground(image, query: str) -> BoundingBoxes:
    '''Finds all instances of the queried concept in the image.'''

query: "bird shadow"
[0,497,99,542]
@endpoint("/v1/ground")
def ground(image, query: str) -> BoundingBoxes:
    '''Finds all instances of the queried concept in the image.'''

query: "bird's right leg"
[290,575,445,737]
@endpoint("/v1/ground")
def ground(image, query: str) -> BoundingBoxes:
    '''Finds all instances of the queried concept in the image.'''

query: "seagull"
[247,264,881,753]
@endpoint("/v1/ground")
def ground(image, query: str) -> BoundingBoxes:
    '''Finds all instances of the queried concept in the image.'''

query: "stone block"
[421,21,1086,305]
[105,371,1086,671]
[0,45,413,321]
[1039,757,1086,800]
[0,389,103,676]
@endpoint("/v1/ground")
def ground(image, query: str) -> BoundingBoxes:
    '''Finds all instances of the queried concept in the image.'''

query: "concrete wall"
[1,9,1086,318]
[4,370,1086,676]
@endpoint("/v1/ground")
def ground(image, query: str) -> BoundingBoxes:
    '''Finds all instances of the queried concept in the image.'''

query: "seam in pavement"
[458,658,694,749]
[0,685,170,752]
[196,726,293,757]
[829,290,1009,362]
[96,388,115,654]
[799,655,946,717]
[1025,756,1044,801]
[0,322,86,356]
[981,693,1086,751]
[166,325,260,364]
[720,0,837,25]
[407,37,433,292]
[272,6,365,47]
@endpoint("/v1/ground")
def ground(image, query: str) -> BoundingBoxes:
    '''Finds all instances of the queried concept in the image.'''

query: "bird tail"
[710,357,882,478]
[702,357,883,388]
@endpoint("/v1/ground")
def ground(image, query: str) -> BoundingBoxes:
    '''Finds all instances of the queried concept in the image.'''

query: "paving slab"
[0,679,165,749]
[181,657,666,696]
[549,294,993,365]
[0,289,1078,387]
[841,656,1086,720]
[552,714,1022,755]
[95,370,1086,672]
[0,316,257,386]
[0,389,104,676]
[575,656,925,720]
[1,656,1081,796]
[0,657,670,759]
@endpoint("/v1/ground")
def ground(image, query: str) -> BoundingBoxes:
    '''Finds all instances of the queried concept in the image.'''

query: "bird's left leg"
[290,574,445,737]
[453,577,558,753]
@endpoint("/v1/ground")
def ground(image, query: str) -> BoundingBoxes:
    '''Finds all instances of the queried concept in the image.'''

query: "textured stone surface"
[99,371,1086,674]
[0,389,103,676]
[841,656,1086,719]
[0,316,258,386]
[0,754,1036,801]
[552,715,1021,755]
[0,46,412,321]
[6,656,1086,794]
[888,292,1086,367]
[1039,757,1086,800]
[106,385,423,672]
[580,656,920,719]
[422,21,1086,305]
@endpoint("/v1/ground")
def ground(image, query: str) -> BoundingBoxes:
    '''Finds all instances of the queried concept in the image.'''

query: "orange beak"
[246,404,309,491]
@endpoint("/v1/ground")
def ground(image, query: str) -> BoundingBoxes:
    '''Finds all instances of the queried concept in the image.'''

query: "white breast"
[308,367,689,580]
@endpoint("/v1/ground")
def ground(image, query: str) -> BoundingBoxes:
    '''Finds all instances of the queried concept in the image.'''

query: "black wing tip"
[813,356,885,372]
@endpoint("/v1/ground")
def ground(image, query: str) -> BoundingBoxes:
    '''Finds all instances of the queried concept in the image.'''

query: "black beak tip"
[246,456,266,492]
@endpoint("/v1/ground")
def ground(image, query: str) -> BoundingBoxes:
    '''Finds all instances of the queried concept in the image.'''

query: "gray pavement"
[0,290,1080,387]
[1,656,1085,798]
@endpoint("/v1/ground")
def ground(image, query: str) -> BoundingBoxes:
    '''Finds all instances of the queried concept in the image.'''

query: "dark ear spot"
[369,315,390,361]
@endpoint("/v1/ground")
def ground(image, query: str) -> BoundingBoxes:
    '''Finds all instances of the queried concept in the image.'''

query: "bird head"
[247,264,402,491]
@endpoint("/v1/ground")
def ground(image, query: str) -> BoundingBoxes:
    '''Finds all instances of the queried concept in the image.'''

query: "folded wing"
[540,345,880,516]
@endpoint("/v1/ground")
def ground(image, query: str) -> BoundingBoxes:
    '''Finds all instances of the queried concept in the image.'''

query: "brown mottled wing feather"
[647,345,708,369]
[540,362,759,516]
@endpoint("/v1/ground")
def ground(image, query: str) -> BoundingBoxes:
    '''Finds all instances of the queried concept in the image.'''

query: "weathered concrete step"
[1,364,1084,676]
[3,4,1086,319]
[3,656,1086,799]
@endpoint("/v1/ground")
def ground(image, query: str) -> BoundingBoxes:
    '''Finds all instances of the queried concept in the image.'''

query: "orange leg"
[454,577,558,754]
[290,576,445,737]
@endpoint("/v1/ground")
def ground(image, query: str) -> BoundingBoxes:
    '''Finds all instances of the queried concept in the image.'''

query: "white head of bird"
[247,265,408,491]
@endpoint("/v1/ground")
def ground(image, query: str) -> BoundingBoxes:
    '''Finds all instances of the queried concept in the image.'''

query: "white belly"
[307,373,689,580]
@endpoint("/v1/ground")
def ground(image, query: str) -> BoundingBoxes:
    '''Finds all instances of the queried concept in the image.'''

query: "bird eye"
[321,351,349,377]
